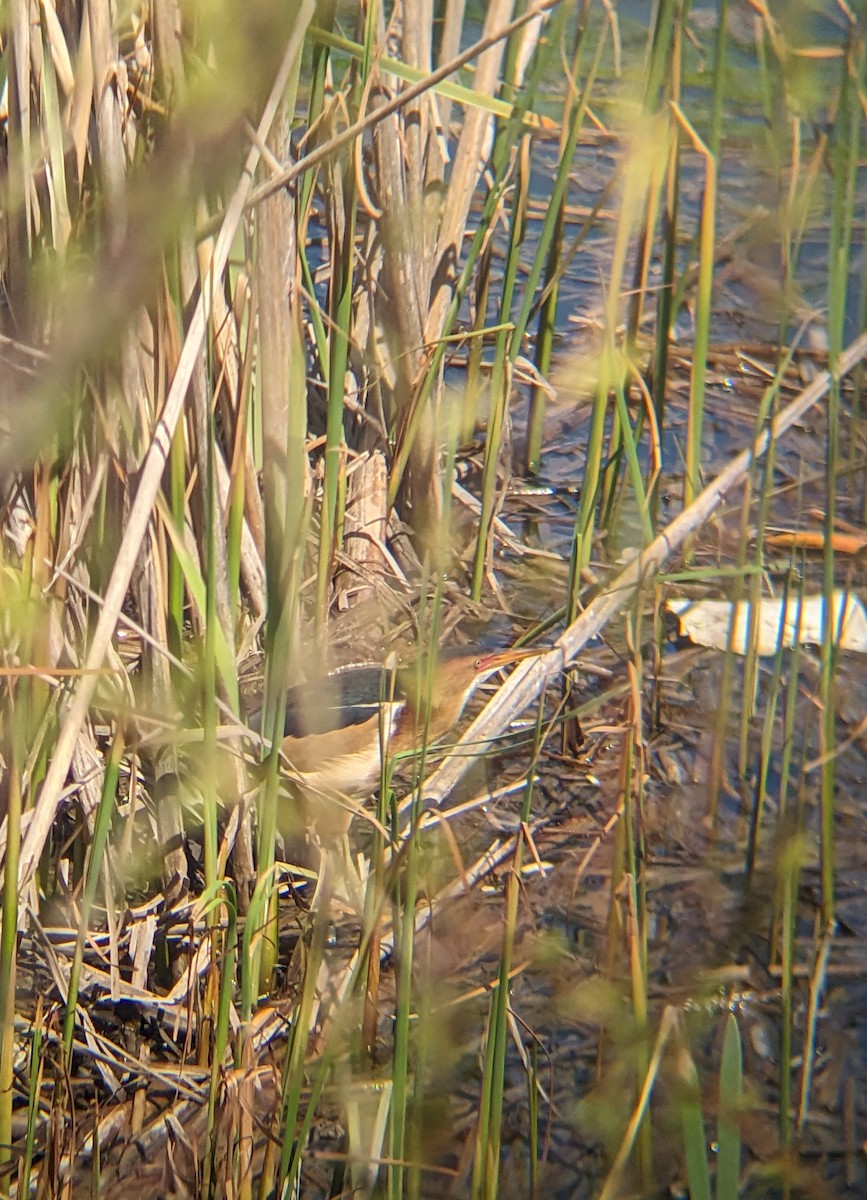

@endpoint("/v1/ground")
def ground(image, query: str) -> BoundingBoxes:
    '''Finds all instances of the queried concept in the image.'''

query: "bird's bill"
[475,645,547,672]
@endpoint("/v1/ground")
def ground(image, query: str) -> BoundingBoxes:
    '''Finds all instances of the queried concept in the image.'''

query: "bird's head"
[399,644,542,740]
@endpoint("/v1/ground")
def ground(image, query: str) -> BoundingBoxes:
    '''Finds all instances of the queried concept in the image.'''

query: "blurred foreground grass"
[0,1,865,1196]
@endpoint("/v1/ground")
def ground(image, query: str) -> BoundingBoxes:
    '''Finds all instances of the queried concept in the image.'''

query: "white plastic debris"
[666,590,867,655]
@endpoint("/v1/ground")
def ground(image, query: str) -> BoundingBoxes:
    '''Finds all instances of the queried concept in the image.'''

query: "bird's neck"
[400,672,480,744]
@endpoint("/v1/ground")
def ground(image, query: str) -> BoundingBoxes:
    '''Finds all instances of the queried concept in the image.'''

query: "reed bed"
[0,1,864,1197]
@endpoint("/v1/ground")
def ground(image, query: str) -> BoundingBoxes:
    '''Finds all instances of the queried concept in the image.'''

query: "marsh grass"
[0,1,864,1197]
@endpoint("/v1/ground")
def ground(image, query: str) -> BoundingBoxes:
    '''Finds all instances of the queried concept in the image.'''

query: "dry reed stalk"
[336,450,389,608]
[138,545,190,907]
[197,231,268,616]
[130,0,202,909]
[87,0,152,432]
[434,0,468,146]
[259,97,311,588]
[7,0,33,313]
[371,0,549,529]
[424,0,517,344]
[214,445,267,621]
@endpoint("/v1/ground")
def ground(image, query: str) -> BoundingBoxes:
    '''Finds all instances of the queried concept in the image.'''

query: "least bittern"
[249,644,538,907]
[252,645,538,801]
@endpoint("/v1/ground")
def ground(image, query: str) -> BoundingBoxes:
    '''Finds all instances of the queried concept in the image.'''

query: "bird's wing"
[242,666,399,739]
[284,669,377,736]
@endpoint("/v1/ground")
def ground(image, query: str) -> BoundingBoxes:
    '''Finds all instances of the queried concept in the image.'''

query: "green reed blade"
[680,1046,712,1200]
[820,32,864,927]
[62,725,126,1062]
[716,1013,742,1200]
[525,6,607,472]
